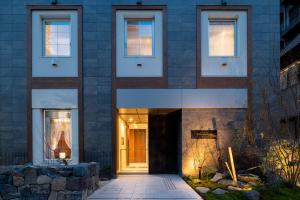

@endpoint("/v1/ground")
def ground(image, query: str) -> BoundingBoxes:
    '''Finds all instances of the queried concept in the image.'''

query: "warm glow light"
[281,62,299,72]
[243,187,252,191]
[59,152,66,159]
[145,38,152,44]
[183,158,199,176]
[129,118,133,122]
[119,118,126,137]
[52,118,71,123]
[209,20,235,56]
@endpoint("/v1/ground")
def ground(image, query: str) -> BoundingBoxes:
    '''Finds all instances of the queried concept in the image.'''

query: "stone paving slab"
[88,174,203,200]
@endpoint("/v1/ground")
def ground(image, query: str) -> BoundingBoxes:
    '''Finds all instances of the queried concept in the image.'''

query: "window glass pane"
[44,110,72,160]
[46,45,57,56]
[57,45,70,56]
[44,20,70,56]
[209,20,235,56]
[126,19,153,56]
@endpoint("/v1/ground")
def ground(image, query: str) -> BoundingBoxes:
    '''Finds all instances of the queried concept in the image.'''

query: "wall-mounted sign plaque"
[191,130,217,139]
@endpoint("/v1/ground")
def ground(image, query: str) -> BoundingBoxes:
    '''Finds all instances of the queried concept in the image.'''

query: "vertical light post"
[228,147,238,183]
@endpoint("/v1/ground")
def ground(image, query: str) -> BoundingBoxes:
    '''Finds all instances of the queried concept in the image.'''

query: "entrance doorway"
[117,109,149,173]
[116,108,181,174]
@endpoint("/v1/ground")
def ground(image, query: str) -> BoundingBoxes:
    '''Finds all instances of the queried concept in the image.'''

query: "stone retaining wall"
[0,162,99,200]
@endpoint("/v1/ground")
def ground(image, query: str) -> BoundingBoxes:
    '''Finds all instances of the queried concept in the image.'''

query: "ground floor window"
[32,89,79,165]
[44,110,72,160]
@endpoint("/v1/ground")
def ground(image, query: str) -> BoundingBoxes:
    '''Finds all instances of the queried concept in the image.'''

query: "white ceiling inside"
[118,108,148,124]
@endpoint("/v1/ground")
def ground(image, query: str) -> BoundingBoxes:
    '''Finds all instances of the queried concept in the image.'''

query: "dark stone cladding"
[0,0,279,174]
[181,108,247,175]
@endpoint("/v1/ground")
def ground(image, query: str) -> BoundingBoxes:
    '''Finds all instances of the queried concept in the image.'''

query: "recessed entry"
[117,108,181,174]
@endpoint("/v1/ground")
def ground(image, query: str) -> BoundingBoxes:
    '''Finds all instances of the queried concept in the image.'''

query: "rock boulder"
[24,167,37,184]
[212,188,228,195]
[243,190,260,200]
[52,177,66,191]
[210,173,223,182]
[13,175,24,187]
[37,175,52,185]
[195,186,210,193]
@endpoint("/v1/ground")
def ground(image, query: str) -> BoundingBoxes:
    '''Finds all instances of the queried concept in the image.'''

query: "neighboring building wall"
[280,2,300,138]
[0,0,279,174]
[280,83,300,137]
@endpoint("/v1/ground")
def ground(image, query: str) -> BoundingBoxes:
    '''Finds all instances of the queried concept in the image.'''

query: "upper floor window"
[116,10,163,77]
[32,10,78,77]
[43,20,71,57]
[126,19,154,56]
[209,20,236,57]
[200,10,247,77]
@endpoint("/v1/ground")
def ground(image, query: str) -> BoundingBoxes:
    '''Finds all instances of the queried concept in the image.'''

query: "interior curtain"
[44,117,55,159]
[44,111,72,159]
[50,120,71,149]
[46,119,72,158]
[50,120,62,150]
[62,121,72,149]
[44,118,62,159]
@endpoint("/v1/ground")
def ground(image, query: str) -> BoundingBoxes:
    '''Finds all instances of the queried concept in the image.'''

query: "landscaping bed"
[184,175,300,200]
[0,162,99,200]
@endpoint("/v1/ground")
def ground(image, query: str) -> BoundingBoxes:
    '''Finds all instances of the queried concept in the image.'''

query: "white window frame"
[32,89,79,165]
[116,10,163,77]
[201,11,247,77]
[32,10,78,77]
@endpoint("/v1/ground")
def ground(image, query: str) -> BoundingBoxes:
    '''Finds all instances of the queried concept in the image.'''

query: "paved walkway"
[88,175,203,199]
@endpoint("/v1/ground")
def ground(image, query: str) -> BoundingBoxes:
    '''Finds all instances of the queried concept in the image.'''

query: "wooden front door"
[128,129,146,163]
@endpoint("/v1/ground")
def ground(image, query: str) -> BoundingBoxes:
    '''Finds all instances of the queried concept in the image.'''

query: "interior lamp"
[59,152,66,159]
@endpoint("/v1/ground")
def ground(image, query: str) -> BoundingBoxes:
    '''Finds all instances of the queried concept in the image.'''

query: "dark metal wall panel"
[148,110,181,174]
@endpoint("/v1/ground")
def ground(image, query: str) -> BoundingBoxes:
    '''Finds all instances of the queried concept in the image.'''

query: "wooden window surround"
[197,5,252,89]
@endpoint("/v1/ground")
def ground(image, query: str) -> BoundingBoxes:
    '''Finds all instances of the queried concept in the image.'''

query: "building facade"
[0,0,279,176]
[280,0,299,137]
